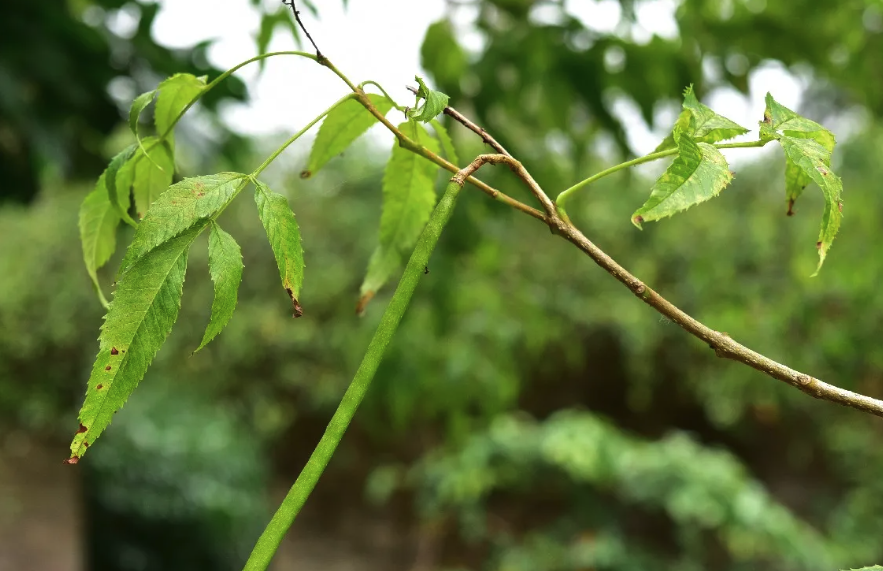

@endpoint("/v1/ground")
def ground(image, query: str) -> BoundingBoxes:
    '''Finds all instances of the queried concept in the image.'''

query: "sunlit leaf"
[654,86,747,152]
[359,121,440,309]
[254,180,305,317]
[79,173,121,307]
[131,137,175,219]
[195,222,243,352]
[155,73,206,141]
[68,223,206,461]
[633,132,733,227]
[303,94,393,177]
[119,173,249,275]
[408,76,449,123]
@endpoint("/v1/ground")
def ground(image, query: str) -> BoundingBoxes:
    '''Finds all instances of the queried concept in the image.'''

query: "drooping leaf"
[303,94,393,178]
[254,180,305,317]
[632,133,733,228]
[761,93,837,214]
[430,118,459,166]
[778,135,842,275]
[119,173,249,275]
[129,89,157,137]
[68,223,206,461]
[256,8,300,69]
[154,73,206,140]
[195,222,243,352]
[106,144,138,227]
[359,121,440,308]
[79,174,121,307]
[131,137,175,219]
[408,76,450,123]
[654,86,747,152]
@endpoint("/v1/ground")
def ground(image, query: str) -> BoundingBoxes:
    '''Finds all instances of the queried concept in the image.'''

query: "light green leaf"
[195,222,243,352]
[778,136,842,275]
[359,121,440,307]
[632,133,733,228]
[155,73,206,140]
[430,118,459,166]
[131,137,175,219]
[254,181,305,317]
[763,93,832,139]
[654,86,747,152]
[106,144,138,227]
[119,172,249,275]
[68,223,205,461]
[79,173,121,307]
[303,94,393,177]
[129,89,157,136]
[408,76,449,123]
[841,567,883,570]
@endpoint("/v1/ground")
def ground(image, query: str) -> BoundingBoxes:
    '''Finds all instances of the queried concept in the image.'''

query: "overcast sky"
[144,0,804,163]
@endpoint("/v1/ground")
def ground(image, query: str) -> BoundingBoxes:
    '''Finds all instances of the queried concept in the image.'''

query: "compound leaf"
[303,94,393,177]
[254,181,305,317]
[633,133,733,227]
[131,137,175,219]
[68,222,206,461]
[359,121,440,309]
[79,173,121,307]
[155,73,206,141]
[119,173,249,275]
[195,222,243,352]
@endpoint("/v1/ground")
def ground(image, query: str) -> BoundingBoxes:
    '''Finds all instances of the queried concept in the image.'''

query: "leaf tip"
[787,199,795,216]
[285,287,304,318]
[631,215,644,229]
[356,290,375,316]
[63,457,80,465]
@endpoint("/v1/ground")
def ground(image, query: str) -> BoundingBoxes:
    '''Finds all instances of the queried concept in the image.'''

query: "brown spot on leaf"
[76,424,87,434]
[762,111,772,123]
[96,384,103,390]
[105,365,111,371]
[83,441,89,448]
[300,170,312,179]
[137,212,143,219]
[816,241,823,250]
[285,288,304,318]
[63,457,79,465]
[838,201,843,213]
[787,199,795,216]
[111,347,119,355]
[356,291,376,316]
[633,215,644,225]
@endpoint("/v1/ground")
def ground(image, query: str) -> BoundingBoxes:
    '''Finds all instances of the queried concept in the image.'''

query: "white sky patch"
[632,0,680,44]
[565,0,622,34]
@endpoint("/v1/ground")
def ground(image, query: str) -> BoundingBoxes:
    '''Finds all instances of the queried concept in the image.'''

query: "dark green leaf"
[79,173,121,307]
[254,181,305,316]
[129,89,157,137]
[69,223,206,460]
[131,137,175,219]
[155,73,206,140]
[119,173,249,275]
[430,118,459,166]
[778,135,842,274]
[106,144,138,227]
[195,222,243,352]
[359,121,440,306]
[421,20,468,89]
[408,76,450,123]
[303,95,393,177]
[633,133,733,227]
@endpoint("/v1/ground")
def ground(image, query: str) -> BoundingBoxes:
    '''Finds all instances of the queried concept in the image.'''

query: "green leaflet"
[303,94,393,177]
[131,136,175,219]
[633,133,733,228]
[79,173,121,307]
[119,172,249,275]
[256,8,299,70]
[761,93,836,213]
[106,144,139,227]
[778,136,842,275]
[408,76,450,123]
[69,223,205,460]
[430,118,459,166]
[359,121,441,308]
[195,222,243,352]
[655,86,748,152]
[155,73,206,141]
[254,181,305,317]
[129,89,157,136]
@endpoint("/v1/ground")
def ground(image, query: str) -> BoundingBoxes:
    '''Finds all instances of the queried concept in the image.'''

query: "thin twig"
[283,1,323,60]
[454,154,558,218]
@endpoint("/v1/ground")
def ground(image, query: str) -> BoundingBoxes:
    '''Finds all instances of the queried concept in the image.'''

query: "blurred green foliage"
[3,0,883,570]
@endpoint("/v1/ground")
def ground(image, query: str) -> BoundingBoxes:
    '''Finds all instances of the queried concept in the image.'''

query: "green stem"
[358,80,405,111]
[249,93,356,178]
[555,139,767,217]
[243,180,465,571]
